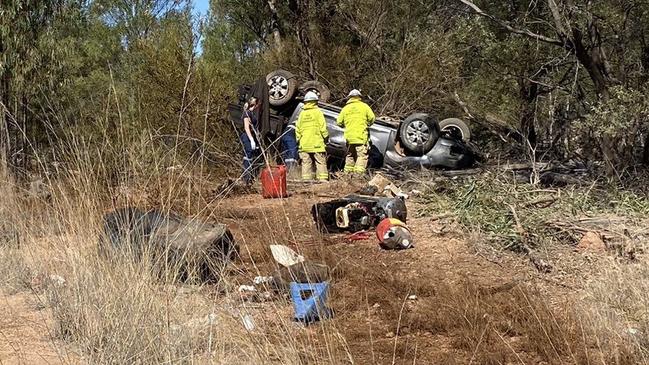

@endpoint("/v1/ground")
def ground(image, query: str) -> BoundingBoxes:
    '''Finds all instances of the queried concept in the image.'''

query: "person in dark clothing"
[241,97,261,185]
[280,124,299,171]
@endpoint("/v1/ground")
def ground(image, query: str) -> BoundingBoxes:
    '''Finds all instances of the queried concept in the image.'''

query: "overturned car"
[228,69,477,171]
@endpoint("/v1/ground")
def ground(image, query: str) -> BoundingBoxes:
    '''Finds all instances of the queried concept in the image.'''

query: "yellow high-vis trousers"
[344,144,368,174]
[300,152,328,181]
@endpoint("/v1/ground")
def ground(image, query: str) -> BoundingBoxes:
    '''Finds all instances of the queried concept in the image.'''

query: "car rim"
[405,120,430,146]
[268,76,289,100]
[442,125,464,140]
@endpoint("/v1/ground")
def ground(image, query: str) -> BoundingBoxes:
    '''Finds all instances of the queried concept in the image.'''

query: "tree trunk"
[518,77,539,147]
[643,133,649,165]
[571,26,614,99]
[267,0,283,50]
[0,38,8,168]
[0,71,14,174]
[294,0,316,79]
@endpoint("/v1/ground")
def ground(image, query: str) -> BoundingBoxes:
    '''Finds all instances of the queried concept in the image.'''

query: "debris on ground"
[576,232,607,253]
[238,284,273,302]
[290,281,332,323]
[271,261,331,292]
[376,218,414,250]
[359,173,408,198]
[312,195,407,233]
[99,207,237,282]
[270,244,305,267]
[238,284,256,292]
[368,173,392,190]
[345,230,372,241]
[28,177,52,200]
[170,313,219,338]
[547,215,646,260]
[241,313,256,331]
[253,276,274,285]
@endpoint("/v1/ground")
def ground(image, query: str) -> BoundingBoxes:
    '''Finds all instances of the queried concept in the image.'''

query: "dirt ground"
[0,290,75,364]
[208,178,594,364]
[0,178,621,364]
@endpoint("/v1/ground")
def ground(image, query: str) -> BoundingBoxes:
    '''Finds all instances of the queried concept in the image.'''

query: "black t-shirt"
[243,109,259,130]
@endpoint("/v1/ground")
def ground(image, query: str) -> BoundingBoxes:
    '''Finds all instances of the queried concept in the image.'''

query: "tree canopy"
[1,0,649,176]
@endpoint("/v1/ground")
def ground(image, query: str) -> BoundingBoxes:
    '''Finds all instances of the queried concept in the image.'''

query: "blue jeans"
[240,133,259,184]
[280,128,299,169]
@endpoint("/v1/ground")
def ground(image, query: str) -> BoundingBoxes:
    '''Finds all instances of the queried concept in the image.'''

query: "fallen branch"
[498,162,550,171]
[546,220,623,241]
[523,196,557,208]
[507,203,552,273]
[440,168,484,177]
[452,92,524,144]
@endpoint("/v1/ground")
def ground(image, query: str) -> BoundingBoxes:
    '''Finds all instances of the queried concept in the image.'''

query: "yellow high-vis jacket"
[336,97,375,145]
[296,102,329,153]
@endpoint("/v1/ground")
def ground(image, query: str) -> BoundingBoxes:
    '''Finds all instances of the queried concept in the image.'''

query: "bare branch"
[457,0,564,46]
[547,0,569,41]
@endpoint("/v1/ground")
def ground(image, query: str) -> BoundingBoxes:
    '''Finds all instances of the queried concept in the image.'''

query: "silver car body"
[288,102,474,170]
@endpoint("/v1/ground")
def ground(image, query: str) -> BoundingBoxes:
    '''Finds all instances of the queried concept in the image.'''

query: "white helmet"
[304,91,319,102]
[348,89,362,97]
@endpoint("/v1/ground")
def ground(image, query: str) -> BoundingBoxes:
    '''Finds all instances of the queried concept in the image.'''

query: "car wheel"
[299,80,331,103]
[439,118,471,141]
[266,70,298,107]
[399,113,439,155]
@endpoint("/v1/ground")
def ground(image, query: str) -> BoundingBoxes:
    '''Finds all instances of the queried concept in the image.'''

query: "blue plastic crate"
[289,281,332,323]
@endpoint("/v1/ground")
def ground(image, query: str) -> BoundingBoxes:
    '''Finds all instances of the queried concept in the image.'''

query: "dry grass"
[0,131,357,364]
[583,263,649,363]
[1,131,649,364]
[417,170,649,250]
[327,252,645,364]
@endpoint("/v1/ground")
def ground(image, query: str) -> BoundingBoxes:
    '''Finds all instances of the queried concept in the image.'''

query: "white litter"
[241,314,256,331]
[270,245,305,267]
[253,276,274,285]
[238,285,256,293]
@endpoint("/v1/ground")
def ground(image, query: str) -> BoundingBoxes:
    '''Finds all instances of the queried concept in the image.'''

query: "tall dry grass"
[0,124,356,364]
[1,117,649,363]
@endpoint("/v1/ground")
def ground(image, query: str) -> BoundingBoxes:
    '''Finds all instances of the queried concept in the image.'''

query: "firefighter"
[296,91,329,181]
[240,97,260,185]
[336,89,375,175]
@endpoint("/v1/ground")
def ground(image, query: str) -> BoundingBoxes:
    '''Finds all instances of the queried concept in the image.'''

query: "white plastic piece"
[253,276,273,285]
[238,285,256,293]
[335,207,351,228]
[270,245,305,267]
[241,314,256,331]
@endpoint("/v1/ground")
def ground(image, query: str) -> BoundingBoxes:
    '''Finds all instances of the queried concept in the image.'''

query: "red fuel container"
[260,165,288,198]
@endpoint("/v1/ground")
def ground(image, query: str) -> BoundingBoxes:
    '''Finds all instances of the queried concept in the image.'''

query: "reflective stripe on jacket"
[336,97,375,145]
[296,102,329,153]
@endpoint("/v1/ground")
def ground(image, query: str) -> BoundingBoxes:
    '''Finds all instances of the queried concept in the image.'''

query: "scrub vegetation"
[3,0,649,364]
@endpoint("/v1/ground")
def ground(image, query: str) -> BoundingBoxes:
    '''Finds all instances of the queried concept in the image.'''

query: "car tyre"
[399,113,439,155]
[266,69,298,107]
[300,80,331,103]
[439,118,471,141]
